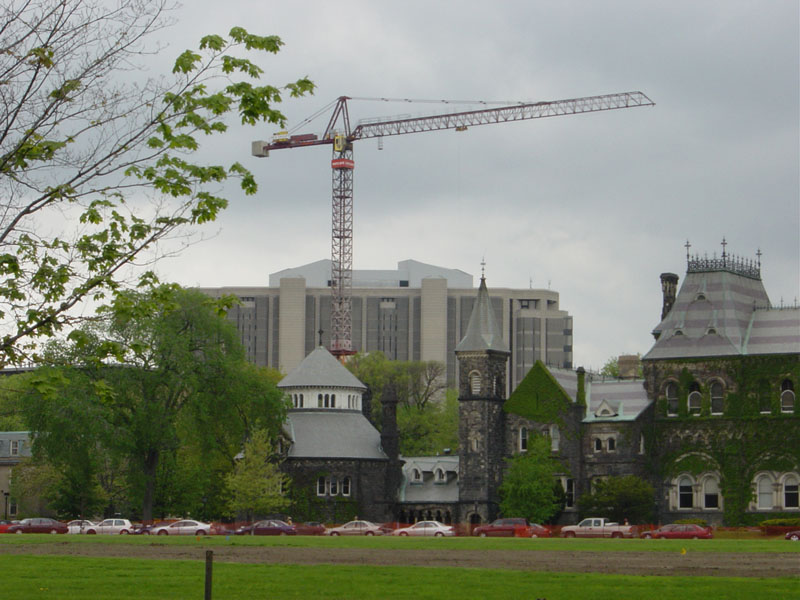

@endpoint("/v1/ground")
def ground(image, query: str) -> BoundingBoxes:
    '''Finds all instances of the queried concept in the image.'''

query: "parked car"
[234,519,296,536]
[133,521,172,535]
[392,520,454,537]
[325,520,385,536]
[66,520,95,534]
[784,530,800,541]
[294,521,325,536]
[561,517,634,538]
[641,524,713,539]
[7,517,68,534]
[85,518,133,535]
[151,519,213,536]
[472,518,549,538]
[0,520,19,533]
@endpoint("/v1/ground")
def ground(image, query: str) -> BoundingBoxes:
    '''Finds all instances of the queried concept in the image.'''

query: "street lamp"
[3,491,9,520]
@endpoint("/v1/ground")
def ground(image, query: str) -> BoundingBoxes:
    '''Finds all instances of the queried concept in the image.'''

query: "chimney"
[660,273,679,321]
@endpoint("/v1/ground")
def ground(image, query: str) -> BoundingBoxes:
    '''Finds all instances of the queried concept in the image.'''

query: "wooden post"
[205,550,213,600]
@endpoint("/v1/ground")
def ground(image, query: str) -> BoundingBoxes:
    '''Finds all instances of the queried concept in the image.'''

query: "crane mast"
[252,91,654,356]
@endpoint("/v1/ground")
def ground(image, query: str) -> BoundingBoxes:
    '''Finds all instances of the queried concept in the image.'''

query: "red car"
[473,518,550,538]
[785,530,800,541]
[234,519,297,536]
[7,518,68,534]
[641,524,713,539]
[294,521,325,536]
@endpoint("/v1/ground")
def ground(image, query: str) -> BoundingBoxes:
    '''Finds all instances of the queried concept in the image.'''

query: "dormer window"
[435,468,445,483]
[412,468,422,483]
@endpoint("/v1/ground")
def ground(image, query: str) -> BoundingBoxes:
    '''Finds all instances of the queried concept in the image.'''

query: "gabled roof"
[645,264,800,360]
[455,276,509,353]
[278,346,366,390]
[582,378,651,423]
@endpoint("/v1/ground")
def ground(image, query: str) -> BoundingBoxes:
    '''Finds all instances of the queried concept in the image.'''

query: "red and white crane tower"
[252,91,654,357]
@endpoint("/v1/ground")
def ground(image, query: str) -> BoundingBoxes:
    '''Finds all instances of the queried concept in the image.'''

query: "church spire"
[455,272,509,354]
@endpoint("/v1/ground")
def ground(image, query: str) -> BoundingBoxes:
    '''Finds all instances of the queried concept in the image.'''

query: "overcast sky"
[153,0,799,371]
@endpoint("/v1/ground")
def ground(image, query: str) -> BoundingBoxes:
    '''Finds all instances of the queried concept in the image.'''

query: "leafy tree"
[224,429,289,521]
[0,0,313,364]
[600,354,643,378]
[577,475,655,524]
[397,389,459,455]
[499,435,565,524]
[406,361,447,410]
[0,374,27,430]
[24,285,288,521]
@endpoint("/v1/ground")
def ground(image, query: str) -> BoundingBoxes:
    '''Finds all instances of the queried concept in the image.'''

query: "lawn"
[0,554,798,600]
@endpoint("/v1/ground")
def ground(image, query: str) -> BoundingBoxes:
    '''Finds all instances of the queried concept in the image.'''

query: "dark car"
[235,519,297,536]
[294,521,325,536]
[785,530,800,541]
[0,519,19,534]
[7,517,68,534]
[473,518,549,538]
[641,524,713,539]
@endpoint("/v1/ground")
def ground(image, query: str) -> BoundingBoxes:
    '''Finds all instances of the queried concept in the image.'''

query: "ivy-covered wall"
[643,354,800,525]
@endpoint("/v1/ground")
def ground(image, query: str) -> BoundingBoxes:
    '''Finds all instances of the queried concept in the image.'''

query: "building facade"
[200,259,573,391]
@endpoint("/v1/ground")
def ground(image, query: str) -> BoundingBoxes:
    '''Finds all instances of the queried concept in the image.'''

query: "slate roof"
[645,266,800,360]
[455,276,509,353]
[399,455,460,503]
[284,410,387,460]
[278,346,366,390]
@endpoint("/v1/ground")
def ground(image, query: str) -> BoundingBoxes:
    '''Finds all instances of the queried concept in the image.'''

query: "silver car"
[391,521,454,537]
[66,520,95,534]
[150,519,213,536]
[325,520,384,536]
[85,519,133,535]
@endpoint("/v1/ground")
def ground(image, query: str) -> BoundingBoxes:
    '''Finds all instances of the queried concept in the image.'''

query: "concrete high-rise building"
[200,259,573,390]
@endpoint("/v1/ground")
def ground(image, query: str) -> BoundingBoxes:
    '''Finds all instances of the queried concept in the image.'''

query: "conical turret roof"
[455,276,509,353]
[278,346,366,390]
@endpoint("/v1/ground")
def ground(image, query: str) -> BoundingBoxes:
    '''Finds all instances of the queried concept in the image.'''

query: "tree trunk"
[141,450,159,522]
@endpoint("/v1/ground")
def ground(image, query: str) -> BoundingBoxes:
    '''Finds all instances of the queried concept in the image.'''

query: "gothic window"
[324,393,330,408]
[342,476,351,496]
[784,475,799,509]
[607,437,616,452]
[781,380,795,413]
[519,427,528,452]
[469,371,481,395]
[318,393,323,408]
[435,468,445,483]
[594,438,602,452]
[550,425,560,452]
[758,379,772,413]
[666,382,679,416]
[710,382,724,415]
[316,477,326,496]
[564,479,575,508]
[703,476,720,509]
[330,393,336,408]
[639,434,645,454]
[688,383,702,415]
[678,476,694,508]
[329,477,338,495]
[756,474,774,509]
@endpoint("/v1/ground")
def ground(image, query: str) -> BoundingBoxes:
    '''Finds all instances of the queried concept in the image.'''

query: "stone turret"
[660,272,679,322]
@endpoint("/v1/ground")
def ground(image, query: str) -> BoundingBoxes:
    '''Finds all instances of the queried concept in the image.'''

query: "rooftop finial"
[685,239,692,261]
[480,257,486,281]
[721,236,727,262]
[756,248,762,268]
[318,328,324,346]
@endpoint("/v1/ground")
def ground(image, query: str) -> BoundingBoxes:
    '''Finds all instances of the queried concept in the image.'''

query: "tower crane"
[252,91,654,356]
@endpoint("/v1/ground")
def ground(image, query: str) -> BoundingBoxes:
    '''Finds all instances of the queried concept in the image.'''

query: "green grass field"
[1,535,797,599]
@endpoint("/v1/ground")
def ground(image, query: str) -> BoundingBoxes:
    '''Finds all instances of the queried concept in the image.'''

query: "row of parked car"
[3,516,798,540]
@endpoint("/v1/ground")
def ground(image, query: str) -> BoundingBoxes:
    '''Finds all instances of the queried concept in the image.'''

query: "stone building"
[502,246,799,525]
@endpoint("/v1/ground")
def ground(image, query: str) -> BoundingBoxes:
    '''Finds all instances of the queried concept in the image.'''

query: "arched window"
[435,468,445,483]
[594,438,602,452]
[470,371,481,395]
[519,427,528,452]
[781,380,795,413]
[324,393,330,408]
[318,393,323,408]
[688,382,702,415]
[783,475,799,509]
[412,468,422,483]
[678,476,694,508]
[316,477,326,496]
[341,476,351,496]
[330,393,336,408]
[299,393,304,408]
[710,381,724,415]
[758,379,772,413]
[757,475,774,509]
[329,477,338,495]
[639,434,645,454]
[703,476,720,509]
[666,382,679,415]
